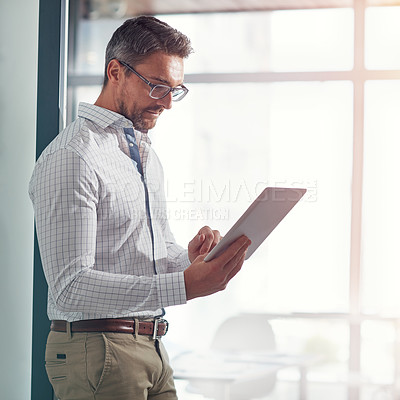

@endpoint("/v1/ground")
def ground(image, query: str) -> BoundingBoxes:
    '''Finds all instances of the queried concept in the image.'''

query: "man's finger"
[211,236,250,266]
[225,251,247,281]
[200,236,214,254]
[189,233,205,251]
[199,227,216,254]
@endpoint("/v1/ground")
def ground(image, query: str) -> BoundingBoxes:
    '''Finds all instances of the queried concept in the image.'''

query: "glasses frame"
[118,60,188,102]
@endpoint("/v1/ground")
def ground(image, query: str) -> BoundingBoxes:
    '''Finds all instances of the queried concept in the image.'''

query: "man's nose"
[158,92,173,110]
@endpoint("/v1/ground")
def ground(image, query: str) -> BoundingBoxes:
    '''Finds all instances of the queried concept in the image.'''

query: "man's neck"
[94,90,119,114]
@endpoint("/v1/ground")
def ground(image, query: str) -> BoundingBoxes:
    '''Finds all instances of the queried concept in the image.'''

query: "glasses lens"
[150,85,188,101]
[150,85,171,99]
[172,87,188,102]
[171,88,185,101]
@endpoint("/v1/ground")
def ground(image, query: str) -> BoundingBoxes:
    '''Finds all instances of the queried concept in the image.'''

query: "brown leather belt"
[50,318,168,339]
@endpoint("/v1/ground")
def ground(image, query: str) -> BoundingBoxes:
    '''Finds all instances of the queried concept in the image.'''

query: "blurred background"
[1,0,400,399]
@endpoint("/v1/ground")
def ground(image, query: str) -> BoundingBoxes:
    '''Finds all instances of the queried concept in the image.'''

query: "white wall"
[0,0,39,398]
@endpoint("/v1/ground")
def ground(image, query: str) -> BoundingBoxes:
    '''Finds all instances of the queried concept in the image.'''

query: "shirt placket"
[124,128,158,275]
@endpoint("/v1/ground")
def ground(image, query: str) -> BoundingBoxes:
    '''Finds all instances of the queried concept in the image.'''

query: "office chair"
[176,313,278,400]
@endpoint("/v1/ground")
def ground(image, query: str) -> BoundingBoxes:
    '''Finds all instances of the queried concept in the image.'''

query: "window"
[362,81,400,314]
[66,2,400,399]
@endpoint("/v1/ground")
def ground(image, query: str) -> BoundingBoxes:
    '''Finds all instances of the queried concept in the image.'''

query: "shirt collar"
[78,102,152,145]
[78,102,132,129]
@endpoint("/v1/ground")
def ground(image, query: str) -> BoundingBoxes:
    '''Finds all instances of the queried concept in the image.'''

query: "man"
[29,16,250,400]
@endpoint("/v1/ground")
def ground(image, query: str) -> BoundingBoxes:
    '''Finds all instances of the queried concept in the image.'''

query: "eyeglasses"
[118,60,188,102]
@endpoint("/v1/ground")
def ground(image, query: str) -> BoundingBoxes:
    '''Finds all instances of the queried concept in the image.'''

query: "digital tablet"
[204,187,307,262]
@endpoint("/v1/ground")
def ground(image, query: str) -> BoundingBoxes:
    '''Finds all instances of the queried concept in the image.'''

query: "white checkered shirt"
[29,103,190,322]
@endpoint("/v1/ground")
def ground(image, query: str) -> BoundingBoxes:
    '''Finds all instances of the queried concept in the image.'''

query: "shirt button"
[129,143,134,147]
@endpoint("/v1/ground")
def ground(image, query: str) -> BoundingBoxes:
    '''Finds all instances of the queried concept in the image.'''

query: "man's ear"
[107,59,124,85]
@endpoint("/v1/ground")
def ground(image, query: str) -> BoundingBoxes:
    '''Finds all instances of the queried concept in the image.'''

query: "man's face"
[116,52,185,132]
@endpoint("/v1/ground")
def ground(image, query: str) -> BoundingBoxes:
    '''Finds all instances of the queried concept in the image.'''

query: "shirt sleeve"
[29,148,187,316]
[164,231,192,272]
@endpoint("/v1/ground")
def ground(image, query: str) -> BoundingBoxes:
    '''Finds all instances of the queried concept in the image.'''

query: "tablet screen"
[204,187,306,262]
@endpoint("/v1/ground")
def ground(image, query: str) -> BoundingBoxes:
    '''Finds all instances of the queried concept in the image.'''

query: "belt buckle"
[153,317,168,340]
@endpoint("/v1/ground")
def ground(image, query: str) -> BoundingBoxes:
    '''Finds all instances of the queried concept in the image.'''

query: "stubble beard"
[117,99,152,133]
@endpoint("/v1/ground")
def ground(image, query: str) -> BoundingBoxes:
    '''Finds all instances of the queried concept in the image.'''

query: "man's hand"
[188,226,221,263]
[184,235,251,301]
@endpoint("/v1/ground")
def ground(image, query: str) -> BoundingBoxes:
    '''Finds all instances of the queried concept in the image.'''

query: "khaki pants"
[45,328,178,400]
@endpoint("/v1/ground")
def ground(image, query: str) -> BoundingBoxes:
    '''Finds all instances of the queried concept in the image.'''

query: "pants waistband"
[50,318,168,338]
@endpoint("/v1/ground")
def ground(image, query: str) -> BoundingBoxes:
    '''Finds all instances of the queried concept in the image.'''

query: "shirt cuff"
[180,250,191,270]
[157,271,187,308]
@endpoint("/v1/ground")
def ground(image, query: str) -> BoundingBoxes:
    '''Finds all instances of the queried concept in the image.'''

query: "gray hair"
[103,15,193,86]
